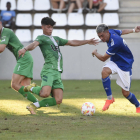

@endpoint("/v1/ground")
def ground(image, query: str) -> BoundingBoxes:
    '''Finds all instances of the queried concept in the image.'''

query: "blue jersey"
[106,29,134,72]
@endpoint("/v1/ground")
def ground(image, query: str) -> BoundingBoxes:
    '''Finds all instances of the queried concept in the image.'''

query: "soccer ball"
[81,102,96,116]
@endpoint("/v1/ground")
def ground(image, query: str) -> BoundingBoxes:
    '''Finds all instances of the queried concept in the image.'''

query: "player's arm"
[0,44,7,53]
[121,26,140,35]
[66,38,99,46]
[92,49,110,62]
[18,41,39,57]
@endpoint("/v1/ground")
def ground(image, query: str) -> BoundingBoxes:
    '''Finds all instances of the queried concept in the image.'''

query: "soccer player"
[92,24,140,113]
[18,17,99,114]
[0,21,38,105]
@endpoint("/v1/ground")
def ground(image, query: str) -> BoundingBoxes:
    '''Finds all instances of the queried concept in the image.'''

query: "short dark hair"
[96,24,109,33]
[41,17,56,26]
[7,2,11,5]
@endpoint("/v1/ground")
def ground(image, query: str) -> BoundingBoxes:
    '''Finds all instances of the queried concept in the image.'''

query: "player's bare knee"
[40,91,50,98]
[122,90,130,97]
[102,69,108,78]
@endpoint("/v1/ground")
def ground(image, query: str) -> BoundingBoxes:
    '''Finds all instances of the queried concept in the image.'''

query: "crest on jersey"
[111,39,114,46]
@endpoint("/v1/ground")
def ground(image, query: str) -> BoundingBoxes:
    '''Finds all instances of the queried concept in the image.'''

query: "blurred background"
[0,0,140,80]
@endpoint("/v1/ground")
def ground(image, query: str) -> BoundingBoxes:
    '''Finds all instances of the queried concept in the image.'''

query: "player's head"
[41,17,56,36]
[6,2,11,10]
[96,24,110,42]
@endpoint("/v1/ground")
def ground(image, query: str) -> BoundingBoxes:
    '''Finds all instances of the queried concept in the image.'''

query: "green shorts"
[13,51,33,79]
[40,68,64,90]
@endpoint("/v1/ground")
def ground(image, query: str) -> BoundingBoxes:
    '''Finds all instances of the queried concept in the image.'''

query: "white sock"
[107,95,112,100]
[33,102,40,108]
[30,87,34,91]
[78,8,82,13]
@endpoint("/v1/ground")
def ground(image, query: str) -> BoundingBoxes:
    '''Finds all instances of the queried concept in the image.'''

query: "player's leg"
[38,72,63,108]
[25,73,53,97]
[121,88,140,113]
[27,86,58,114]
[11,73,38,103]
[116,67,140,113]
[36,88,62,108]
[122,89,140,108]
[102,67,113,100]
[26,71,63,114]
[102,62,116,111]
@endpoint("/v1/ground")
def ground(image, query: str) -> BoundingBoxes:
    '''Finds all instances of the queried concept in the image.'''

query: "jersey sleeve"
[106,39,120,55]
[0,30,10,45]
[58,37,68,46]
[34,35,42,45]
[113,29,122,36]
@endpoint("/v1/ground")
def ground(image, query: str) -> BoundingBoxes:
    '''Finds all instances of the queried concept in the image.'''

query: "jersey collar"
[43,34,52,37]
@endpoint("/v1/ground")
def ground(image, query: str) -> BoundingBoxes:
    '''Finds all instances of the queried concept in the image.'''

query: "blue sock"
[126,92,140,107]
[102,76,112,99]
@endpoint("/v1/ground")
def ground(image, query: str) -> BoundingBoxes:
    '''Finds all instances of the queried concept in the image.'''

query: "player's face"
[42,25,53,36]
[98,31,110,42]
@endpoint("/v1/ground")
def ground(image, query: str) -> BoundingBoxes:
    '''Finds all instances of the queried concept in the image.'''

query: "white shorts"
[103,61,131,91]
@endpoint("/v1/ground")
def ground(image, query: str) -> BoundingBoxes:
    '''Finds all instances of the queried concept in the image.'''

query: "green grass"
[0,80,140,140]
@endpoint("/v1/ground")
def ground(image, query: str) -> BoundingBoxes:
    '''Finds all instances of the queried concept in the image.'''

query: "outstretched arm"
[122,26,140,35]
[18,41,39,57]
[92,49,110,62]
[66,38,99,46]
[0,44,6,53]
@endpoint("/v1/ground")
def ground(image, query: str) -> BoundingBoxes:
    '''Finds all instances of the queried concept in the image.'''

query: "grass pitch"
[0,80,140,140]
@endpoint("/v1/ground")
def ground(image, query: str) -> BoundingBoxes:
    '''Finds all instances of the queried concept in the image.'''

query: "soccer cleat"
[24,82,36,92]
[136,107,140,113]
[26,103,37,114]
[102,97,115,111]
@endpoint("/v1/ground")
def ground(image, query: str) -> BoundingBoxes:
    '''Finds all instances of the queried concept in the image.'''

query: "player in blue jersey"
[92,24,140,113]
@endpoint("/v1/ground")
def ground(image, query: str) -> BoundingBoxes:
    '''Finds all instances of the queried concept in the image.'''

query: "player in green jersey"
[0,21,38,106]
[18,17,99,114]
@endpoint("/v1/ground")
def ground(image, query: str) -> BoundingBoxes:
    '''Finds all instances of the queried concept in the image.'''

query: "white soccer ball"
[81,102,96,116]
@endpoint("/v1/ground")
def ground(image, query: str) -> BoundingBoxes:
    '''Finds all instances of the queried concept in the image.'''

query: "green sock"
[18,86,38,103]
[32,86,42,96]
[39,97,57,107]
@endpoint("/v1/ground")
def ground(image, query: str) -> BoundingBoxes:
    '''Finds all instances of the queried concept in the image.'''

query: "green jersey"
[35,35,68,72]
[0,27,24,60]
